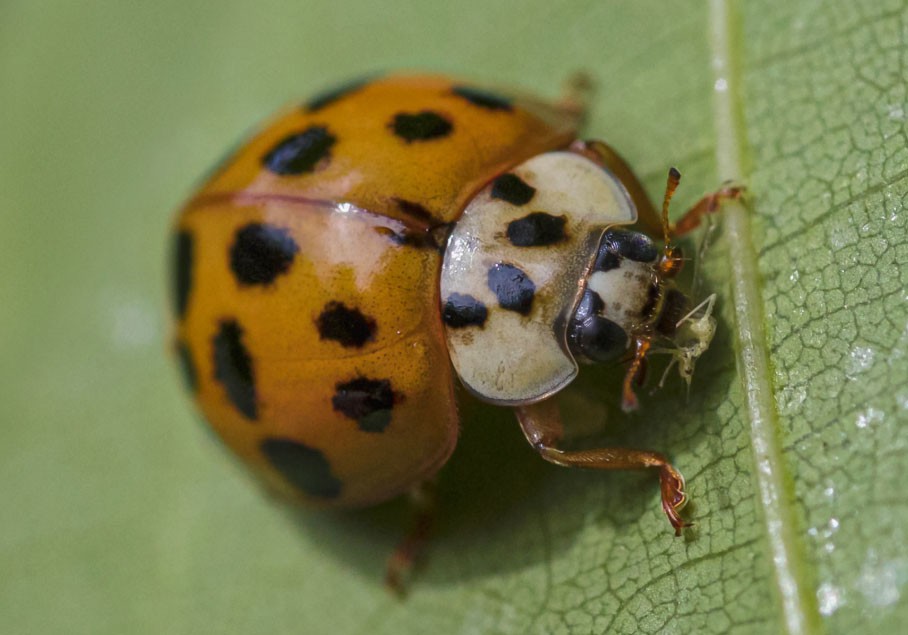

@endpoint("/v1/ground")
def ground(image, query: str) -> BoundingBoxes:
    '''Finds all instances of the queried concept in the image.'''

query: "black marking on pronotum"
[213,319,257,420]
[229,223,299,286]
[173,230,193,319]
[332,377,397,433]
[451,85,513,111]
[390,111,453,142]
[304,77,371,112]
[260,438,342,499]
[491,173,536,206]
[262,125,336,175]
[506,212,567,247]
[442,293,488,328]
[487,262,536,315]
[316,301,376,348]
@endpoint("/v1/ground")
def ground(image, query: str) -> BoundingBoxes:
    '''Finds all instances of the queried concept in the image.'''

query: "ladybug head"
[566,227,716,410]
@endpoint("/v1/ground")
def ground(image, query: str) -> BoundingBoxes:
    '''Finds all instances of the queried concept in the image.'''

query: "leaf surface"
[1,1,906,633]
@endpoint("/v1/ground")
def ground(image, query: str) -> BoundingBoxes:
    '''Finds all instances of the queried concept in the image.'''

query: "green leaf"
[2,1,906,633]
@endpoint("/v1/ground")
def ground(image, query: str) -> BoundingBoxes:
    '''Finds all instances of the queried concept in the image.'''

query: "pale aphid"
[655,293,718,390]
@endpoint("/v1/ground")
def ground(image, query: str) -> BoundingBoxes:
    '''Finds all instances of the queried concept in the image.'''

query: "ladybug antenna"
[657,167,684,278]
[661,167,681,248]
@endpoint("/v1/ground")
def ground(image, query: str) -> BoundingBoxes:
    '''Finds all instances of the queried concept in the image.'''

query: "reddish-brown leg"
[568,144,746,245]
[516,399,690,535]
[671,184,745,238]
[385,480,436,596]
[621,337,651,412]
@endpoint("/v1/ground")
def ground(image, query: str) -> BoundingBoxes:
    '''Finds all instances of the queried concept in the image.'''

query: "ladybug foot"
[517,401,695,536]
[659,463,691,536]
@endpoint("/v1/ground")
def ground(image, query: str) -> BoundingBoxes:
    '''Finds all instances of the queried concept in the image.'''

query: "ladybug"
[170,74,742,590]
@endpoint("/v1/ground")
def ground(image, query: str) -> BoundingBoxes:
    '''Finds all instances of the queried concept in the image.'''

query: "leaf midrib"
[708,1,824,634]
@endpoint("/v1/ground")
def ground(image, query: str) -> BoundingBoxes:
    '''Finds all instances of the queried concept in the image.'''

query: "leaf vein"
[709,2,824,633]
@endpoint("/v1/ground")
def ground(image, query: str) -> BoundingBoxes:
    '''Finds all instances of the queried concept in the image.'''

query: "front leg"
[671,181,745,238]
[515,399,690,535]
[570,140,745,244]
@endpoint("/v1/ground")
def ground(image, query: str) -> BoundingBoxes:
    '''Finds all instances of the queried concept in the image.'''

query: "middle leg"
[515,399,690,535]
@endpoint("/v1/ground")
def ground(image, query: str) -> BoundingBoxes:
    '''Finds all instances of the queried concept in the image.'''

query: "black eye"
[568,290,628,363]
[595,229,658,271]
[572,288,603,322]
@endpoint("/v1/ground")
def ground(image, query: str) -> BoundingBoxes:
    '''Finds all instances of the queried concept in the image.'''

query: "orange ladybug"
[170,74,741,590]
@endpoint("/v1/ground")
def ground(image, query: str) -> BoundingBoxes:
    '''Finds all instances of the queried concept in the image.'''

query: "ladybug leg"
[567,145,746,244]
[620,335,652,412]
[385,479,436,597]
[658,168,746,246]
[515,399,691,536]
[670,183,745,239]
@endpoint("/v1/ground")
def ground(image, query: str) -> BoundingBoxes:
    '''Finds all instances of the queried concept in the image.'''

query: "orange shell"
[193,74,577,227]
[172,74,579,506]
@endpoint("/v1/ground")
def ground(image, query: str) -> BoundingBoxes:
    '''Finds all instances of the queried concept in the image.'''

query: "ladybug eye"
[567,289,629,363]
[595,229,658,270]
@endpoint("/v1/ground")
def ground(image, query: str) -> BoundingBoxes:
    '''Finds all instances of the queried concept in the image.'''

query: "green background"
[3,1,907,633]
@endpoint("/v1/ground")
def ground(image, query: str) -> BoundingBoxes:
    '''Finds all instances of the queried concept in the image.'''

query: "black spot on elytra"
[452,85,513,111]
[390,111,453,142]
[175,339,197,393]
[230,223,299,286]
[487,262,536,315]
[394,198,435,223]
[442,293,488,328]
[316,301,376,348]
[332,377,396,433]
[213,320,257,419]
[173,230,193,319]
[491,173,536,206]
[506,212,567,247]
[262,125,336,175]
[261,438,342,499]
[304,77,370,112]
